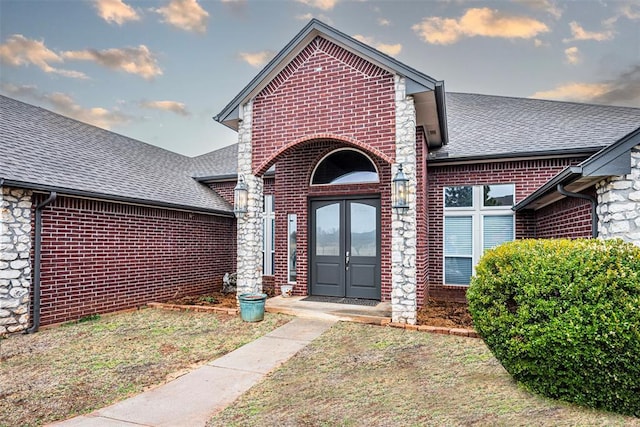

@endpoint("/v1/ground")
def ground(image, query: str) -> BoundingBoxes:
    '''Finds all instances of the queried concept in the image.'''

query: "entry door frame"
[308,194,381,300]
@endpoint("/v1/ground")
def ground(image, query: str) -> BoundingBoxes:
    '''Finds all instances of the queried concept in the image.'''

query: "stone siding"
[596,146,640,245]
[392,76,418,324]
[236,100,265,295]
[0,187,32,334]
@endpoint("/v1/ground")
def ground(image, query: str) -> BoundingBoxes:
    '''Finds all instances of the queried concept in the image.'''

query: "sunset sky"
[1,0,638,156]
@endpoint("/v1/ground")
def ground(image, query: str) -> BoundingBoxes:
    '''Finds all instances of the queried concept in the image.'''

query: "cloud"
[140,100,190,116]
[412,8,549,45]
[517,0,562,19]
[534,38,548,47]
[563,21,614,42]
[295,12,332,23]
[352,35,402,56]
[378,18,391,26]
[0,34,88,79]
[295,0,338,10]
[238,50,275,67]
[94,0,140,25]
[530,65,640,107]
[603,3,640,27]
[530,82,610,101]
[220,0,247,15]
[62,45,162,79]
[1,83,129,129]
[564,46,580,64]
[155,0,209,33]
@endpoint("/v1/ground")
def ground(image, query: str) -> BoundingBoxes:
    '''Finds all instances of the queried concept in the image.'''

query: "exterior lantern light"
[392,164,409,211]
[234,175,248,218]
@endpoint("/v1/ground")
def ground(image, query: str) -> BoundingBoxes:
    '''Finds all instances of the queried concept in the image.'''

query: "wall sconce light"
[392,164,409,211]
[234,175,248,218]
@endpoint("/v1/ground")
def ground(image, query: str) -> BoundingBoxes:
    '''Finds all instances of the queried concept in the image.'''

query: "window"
[311,148,379,185]
[263,195,275,275]
[443,184,515,286]
[288,214,297,283]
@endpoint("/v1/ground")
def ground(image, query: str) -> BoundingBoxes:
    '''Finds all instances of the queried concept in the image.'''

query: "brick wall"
[415,129,429,306]
[209,180,236,206]
[251,36,396,175]
[534,188,595,238]
[273,140,392,300]
[426,157,586,302]
[32,195,235,326]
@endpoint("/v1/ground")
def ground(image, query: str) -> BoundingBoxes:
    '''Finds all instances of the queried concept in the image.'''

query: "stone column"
[391,76,418,324]
[236,100,264,295]
[596,146,640,246]
[1,187,33,334]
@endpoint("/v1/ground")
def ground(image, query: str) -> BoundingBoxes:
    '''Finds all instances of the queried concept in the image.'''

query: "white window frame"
[287,214,297,284]
[263,195,275,276]
[443,184,515,286]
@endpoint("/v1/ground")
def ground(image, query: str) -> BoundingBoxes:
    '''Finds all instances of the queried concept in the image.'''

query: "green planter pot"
[238,293,267,322]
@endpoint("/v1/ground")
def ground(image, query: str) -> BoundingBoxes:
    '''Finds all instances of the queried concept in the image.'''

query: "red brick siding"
[209,181,235,206]
[272,140,393,300]
[426,157,587,302]
[416,129,429,306]
[534,187,595,238]
[251,36,396,174]
[32,195,235,326]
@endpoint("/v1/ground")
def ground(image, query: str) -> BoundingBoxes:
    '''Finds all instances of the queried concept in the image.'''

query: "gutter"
[557,184,598,238]
[26,191,57,334]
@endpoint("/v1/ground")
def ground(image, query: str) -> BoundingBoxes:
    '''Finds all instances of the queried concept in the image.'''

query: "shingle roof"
[0,95,232,215]
[191,144,238,179]
[430,93,640,162]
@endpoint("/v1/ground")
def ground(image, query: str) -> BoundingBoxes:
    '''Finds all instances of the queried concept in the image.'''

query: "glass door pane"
[315,203,340,256]
[350,203,377,257]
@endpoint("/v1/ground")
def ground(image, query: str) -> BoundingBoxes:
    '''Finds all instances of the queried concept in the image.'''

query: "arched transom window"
[311,148,379,185]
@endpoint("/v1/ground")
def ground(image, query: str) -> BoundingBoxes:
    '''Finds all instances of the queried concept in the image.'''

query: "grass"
[0,308,290,427]
[208,322,640,427]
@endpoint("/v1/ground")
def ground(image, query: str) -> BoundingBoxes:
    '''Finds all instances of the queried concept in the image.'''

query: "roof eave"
[513,127,640,212]
[0,179,235,217]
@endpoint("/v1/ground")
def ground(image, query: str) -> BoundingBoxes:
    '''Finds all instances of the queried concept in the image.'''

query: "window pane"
[445,257,472,285]
[483,215,514,251]
[350,203,376,257]
[444,216,472,256]
[312,150,378,185]
[316,203,340,256]
[483,184,514,207]
[444,186,473,208]
[288,214,297,283]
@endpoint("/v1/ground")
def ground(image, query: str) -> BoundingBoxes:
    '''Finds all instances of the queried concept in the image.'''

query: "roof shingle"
[0,95,232,214]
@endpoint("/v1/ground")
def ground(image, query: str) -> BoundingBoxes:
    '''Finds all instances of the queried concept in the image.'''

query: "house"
[1,20,639,333]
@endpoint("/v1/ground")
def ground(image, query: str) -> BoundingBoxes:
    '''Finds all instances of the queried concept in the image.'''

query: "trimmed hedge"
[467,239,640,417]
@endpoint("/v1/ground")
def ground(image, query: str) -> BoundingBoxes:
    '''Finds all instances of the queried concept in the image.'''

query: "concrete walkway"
[266,295,392,325]
[49,317,335,427]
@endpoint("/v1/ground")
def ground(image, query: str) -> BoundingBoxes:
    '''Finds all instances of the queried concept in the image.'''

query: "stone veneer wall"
[596,146,640,246]
[391,76,418,324]
[0,187,32,334]
[236,100,265,295]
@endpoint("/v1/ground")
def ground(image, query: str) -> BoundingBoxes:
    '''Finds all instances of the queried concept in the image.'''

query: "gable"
[215,19,447,146]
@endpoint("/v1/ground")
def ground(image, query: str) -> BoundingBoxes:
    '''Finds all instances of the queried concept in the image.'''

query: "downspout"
[557,184,597,238]
[25,191,57,334]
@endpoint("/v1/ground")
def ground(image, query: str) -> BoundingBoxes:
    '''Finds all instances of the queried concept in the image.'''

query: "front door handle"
[345,251,350,271]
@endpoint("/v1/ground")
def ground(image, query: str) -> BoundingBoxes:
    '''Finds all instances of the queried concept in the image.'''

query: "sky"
[1,0,639,157]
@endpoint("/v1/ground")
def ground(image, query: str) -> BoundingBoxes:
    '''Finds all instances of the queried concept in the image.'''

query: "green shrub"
[467,238,640,417]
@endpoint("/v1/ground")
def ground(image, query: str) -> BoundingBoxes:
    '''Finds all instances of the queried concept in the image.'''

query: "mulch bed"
[163,293,473,330]
[417,299,474,329]
[164,291,238,308]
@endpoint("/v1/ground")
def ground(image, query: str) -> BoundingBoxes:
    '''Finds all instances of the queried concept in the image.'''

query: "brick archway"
[255,133,394,176]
